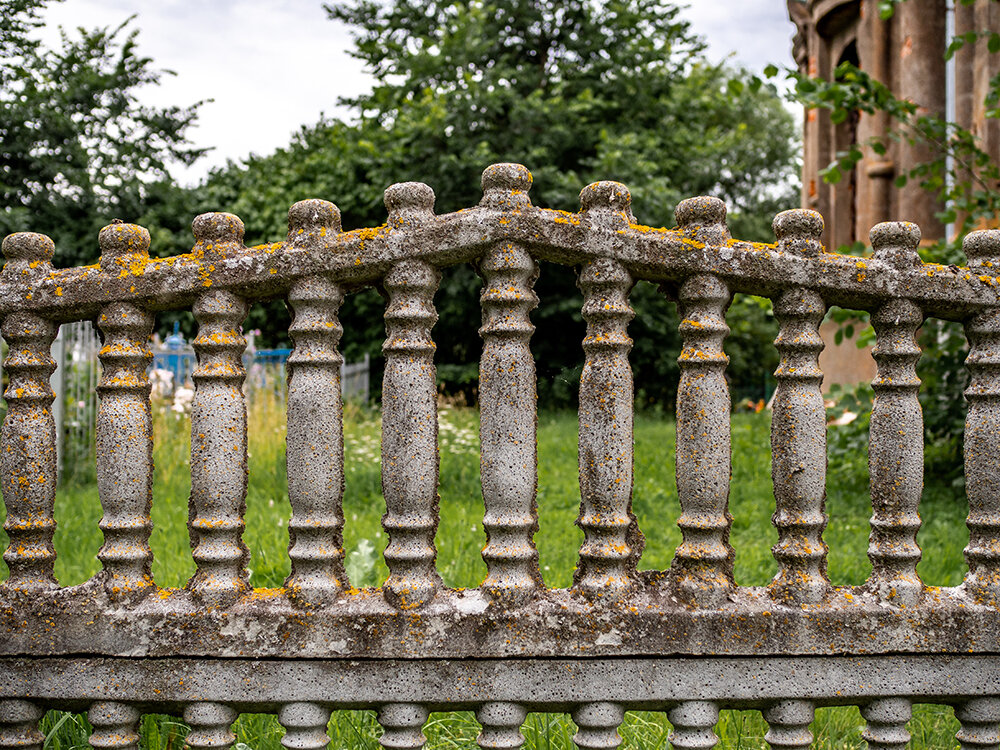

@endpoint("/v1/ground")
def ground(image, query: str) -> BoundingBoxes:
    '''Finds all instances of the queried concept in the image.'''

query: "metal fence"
[46,325,370,479]
[2,164,1000,748]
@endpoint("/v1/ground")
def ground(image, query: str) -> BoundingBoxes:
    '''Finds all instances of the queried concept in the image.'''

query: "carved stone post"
[187,213,250,604]
[768,209,830,606]
[381,183,442,610]
[478,164,543,606]
[575,181,642,602]
[96,223,155,600]
[670,197,734,607]
[0,232,58,594]
[867,222,924,606]
[284,199,348,602]
[963,230,1000,604]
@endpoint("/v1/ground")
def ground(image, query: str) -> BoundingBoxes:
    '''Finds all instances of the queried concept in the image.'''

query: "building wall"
[788,0,998,390]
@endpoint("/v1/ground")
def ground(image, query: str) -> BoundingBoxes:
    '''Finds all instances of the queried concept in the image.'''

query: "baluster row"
[3,695,1000,749]
[3,183,1000,612]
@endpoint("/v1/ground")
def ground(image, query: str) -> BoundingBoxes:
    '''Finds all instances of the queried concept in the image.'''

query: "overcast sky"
[39,0,797,185]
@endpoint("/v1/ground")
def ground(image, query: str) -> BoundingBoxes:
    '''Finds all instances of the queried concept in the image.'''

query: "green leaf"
[831,108,848,125]
[895,174,909,188]
[763,64,779,78]
[727,79,744,96]
[989,33,1000,54]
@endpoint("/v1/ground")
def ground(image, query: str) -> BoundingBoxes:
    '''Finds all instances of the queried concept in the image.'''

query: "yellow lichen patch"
[727,238,775,252]
[543,209,581,226]
[251,587,283,600]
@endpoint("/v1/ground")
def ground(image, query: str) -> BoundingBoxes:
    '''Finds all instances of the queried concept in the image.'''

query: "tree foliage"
[196,0,798,407]
[1,0,206,266]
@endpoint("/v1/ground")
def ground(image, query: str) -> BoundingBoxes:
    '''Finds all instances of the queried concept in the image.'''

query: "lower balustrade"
[1,656,998,749]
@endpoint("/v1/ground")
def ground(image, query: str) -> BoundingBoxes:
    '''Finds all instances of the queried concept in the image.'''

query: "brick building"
[788,0,999,250]
[788,0,999,390]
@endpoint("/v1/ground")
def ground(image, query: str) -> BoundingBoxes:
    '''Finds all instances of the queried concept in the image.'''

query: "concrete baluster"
[476,701,527,750]
[88,701,140,750]
[478,163,543,606]
[381,183,442,610]
[867,222,924,606]
[861,697,911,750]
[184,702,237,750]
[763,700,814,750]
[956,697,1000,750]
[963,229,1000,605]
[0,699,43,750]
[668,700,718,750]
[575,181,642,602]
[0,232,58,594]
[96,222,155,600]
[279,702,331,750]
[284,200,348,602]
[670,197,734,607]
[378,703,428,750]
[767,209,830,606]
[187,213,250,604]
[572,702,624,750]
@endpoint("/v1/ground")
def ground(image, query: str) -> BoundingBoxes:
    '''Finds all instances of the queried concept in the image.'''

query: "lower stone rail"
[2,656,999,748]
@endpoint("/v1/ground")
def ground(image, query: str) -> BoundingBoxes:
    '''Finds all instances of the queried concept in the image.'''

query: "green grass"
[0,396,972,749]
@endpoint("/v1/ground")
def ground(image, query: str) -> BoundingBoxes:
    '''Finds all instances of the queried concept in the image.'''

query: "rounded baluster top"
[384,181,436,228]
[2,232,55,276]
[192,212,245,249]
[675,196,730,245]
[772,208,824,257]
[580,181,636,225]
[287,199,342,246]
[99,222,151,274]
[480,163,532,209]
[871,221,922,269]
[965,229,1000,271]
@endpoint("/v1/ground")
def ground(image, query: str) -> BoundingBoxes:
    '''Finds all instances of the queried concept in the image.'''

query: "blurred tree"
[200,0,798,407]
[0,0,206,266]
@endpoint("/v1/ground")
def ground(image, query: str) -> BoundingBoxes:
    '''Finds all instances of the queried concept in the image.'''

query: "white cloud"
[41,0,371,185]
[682,0,796,73]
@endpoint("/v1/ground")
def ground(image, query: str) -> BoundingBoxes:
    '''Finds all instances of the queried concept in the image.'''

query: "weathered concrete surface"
[2,200,999,323]
[4,654,1000,709]
[3,166,1000,744]
[1,583,1000,658]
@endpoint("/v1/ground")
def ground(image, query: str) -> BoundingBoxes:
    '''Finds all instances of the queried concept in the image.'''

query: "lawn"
[2,393,972,749]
